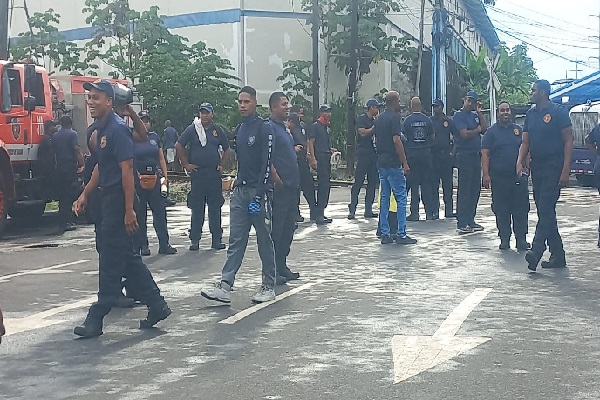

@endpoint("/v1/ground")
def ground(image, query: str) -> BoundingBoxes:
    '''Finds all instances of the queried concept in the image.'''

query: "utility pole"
[570,59,583,79]
[346,0,359,174]
[312,0,320,122]
[0,0,9,60]
[415,0,426,96]
[431,0,447,110]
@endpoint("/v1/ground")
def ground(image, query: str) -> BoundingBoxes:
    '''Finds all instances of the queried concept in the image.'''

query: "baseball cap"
[319,104,332,113]
[138,110,151,120]
[83,79,115,99]
[199,102,214,113]
[366,99,382,109]
[466,90,479,101]
[432,98,444,107]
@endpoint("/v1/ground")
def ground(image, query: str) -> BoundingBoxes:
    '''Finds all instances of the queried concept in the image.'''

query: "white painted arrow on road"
[392,288,492,384]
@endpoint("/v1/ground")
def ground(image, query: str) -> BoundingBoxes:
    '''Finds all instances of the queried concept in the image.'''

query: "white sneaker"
[251,284,275,303]
[201,282,231,304]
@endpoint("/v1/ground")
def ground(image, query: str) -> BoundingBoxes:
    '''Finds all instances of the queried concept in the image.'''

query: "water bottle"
[160,177,168,197]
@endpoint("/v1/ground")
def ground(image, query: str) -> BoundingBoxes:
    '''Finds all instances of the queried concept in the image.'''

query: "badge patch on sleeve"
[100,136,107,148]
[443,121,449,128]
[514,128,520,136]
[213,130,219,137]
[543,114,552,123]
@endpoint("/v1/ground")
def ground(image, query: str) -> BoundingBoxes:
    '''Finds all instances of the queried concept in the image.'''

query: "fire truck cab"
[0,61,53,236]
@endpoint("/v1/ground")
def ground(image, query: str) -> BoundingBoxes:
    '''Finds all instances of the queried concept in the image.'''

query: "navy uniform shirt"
[235,114,273,197]
[163,126,178,149]
[269,118,300,189]
[356,113,377,158]
[482,122,523,176]
[431,114,456,154]
[309,121,331,155]
[375,109,403,169]
[524,102,571,169]
[178,122,229,172]
[96,111,135,189]
[588,124,600,173]
[290,125,308,161]
[134,132,161,175]
[402,112,435,152]
[453,109,483,155]
[52,127,79,171]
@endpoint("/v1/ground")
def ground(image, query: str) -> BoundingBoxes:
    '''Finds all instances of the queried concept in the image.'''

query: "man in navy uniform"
[430,99,456,218]
[403,97,436,220]
[73,80,171,337]
[453,90,488,234]
[482,101,530,251]
[517,80,573,271]
[308,105,334,225]
[176,103,230,251]
[269,92,301,283]
[586,122,600,246]
[287,109,316,222]
[200,86,277,304]
[348,99,380,220]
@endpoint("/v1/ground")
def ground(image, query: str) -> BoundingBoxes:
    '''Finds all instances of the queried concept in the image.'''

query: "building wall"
[8,0,494,105]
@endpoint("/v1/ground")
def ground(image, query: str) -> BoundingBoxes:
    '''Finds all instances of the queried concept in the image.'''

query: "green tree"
[276,60,313,113]
[9,8,96,75]
[82,1,239,130]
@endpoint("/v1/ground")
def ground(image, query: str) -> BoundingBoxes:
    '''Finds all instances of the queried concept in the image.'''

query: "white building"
[9,0,499,108]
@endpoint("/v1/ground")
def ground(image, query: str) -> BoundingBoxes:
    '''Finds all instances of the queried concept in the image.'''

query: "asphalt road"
[1,185,600,400]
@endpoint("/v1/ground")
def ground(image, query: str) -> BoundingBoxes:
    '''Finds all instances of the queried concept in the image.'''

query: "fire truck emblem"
[93,78,102,84]
[10,118,21,140]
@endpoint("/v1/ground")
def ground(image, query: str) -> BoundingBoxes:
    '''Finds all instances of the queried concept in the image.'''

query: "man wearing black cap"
[176,102,230,251]
[349,99,380,220]
[73,79,171,337]
[453,90,488,234]
[431,99,457,218]
[287,111,316,222]
[308,105,334,225]
[518,79,573,271]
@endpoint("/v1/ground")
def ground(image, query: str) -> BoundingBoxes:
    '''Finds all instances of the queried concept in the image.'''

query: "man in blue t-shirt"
[518,79,573,271]
[453,90,489,234]
[482,101,530,251]
[72,79,171,338]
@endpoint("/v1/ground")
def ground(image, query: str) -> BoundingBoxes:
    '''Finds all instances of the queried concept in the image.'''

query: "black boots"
[74,316,103,338]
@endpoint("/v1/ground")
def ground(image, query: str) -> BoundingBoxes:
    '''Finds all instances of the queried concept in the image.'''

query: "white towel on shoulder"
[194,117,207,147]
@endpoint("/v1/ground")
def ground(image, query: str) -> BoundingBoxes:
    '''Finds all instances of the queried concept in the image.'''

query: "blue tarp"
[463,0,501,49]
[550,70,600,108]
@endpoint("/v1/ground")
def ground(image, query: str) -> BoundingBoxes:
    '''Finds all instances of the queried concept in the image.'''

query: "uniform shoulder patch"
[213,129,219,137]
[543,114,552,123]
[100,136,107,148]
[443,120,449,128]
[514,128,520,136]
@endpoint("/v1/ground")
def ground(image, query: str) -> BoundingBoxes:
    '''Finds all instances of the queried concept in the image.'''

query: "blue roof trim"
[550,70,600,105]
[463,0,500,49]
[10,9,310,43]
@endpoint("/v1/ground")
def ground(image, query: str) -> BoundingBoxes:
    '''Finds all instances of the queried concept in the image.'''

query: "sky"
[486,0,600,83]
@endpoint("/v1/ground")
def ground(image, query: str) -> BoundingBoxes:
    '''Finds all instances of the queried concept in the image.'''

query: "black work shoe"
[281,270,300,281]
[525,250,541,272]
[65,223,77,232]
[541,255,567,269]
[74,318,103,338]
[316,217,332,225]
[396,235,417,245]
[381,235,394,245]
[407,214,419,222]
[364,212,378,219]
[469,223,484,232]
[499,238,510,250]
[159,245,177,255]
[516,238,531,251]
[140,247,151,256]
[457,225,473,235]
[211,242,226,250]
[115,295,136,308]
[189,242,200,251]
[140,303,172,329]
[347,205,356,220]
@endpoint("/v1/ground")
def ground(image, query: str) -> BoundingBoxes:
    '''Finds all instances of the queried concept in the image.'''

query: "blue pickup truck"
[569,103,599,187]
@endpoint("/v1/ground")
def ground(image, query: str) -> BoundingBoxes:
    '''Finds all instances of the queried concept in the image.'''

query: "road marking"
[4,276,166,337]
[219,281,320,325]
[0,260,90,284]
[391,288,492,384]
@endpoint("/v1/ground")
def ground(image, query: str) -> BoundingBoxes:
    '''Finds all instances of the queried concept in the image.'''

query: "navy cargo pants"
[530,166,565,258]
[456,152,481,228]
[491,173,530,240]
[188,169,224,243]
[272,186,298,275]
[87,187,165,320]
[135,180,170,251]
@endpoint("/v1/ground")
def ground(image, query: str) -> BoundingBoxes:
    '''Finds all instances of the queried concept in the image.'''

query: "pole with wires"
[0,0,9,60]
[311,0,320,122]
[346,0,359,175]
